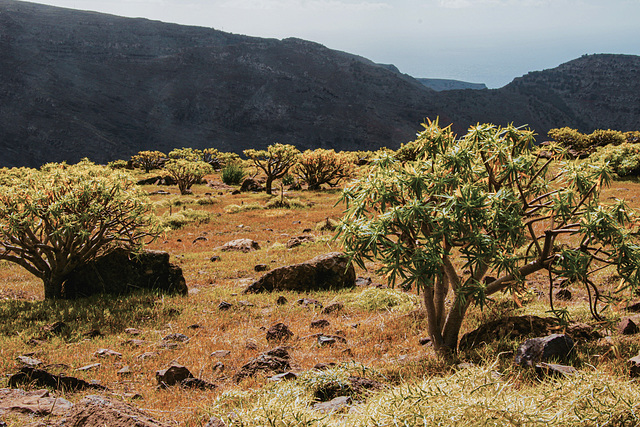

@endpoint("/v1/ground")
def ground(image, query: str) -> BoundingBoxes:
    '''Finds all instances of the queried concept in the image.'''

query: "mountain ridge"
[0,0,639,167]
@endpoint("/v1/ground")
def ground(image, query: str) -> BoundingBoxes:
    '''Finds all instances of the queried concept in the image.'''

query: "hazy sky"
[24,0,640,88]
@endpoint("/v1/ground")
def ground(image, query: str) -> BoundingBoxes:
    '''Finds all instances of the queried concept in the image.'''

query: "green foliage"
[295,149,355,190]
[164,159,211,195]
[588,129,626,147]
[548,127,588,150]
[591,143,640,177]
[159,208,213,229]
[168,147,203,161]
[222,163,246,185]
[347,287,418,312]
[337,119,640,356]
[265,196,308,209]
[131,150,165,172]
[244,143,300,194]
[224,202,263,214]
[625,131,640,144]
[0,160,157,299]
[107,159,128,169]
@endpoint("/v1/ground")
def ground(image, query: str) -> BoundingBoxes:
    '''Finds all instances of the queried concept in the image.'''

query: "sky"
[24,0,640,88]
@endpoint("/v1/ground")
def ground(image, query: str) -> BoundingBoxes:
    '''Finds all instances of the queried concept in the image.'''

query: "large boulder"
[63,249,187,299]
[514,334,575,367]
[244,252,355,293]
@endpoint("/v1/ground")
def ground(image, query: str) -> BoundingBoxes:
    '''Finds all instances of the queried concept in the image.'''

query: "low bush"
[222,163,246,185]
[592,143,640,177]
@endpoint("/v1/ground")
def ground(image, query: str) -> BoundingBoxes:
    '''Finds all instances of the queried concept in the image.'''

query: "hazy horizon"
[18,0,640,88]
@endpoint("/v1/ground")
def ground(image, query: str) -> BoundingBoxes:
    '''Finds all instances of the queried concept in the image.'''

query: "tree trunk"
[265,176,274,195]
[43,276,64,299]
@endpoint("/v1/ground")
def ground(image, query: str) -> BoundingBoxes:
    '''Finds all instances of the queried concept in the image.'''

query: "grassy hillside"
[2,158,640,426]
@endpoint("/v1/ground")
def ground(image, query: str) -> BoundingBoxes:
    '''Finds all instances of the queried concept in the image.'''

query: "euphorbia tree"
[131,150,165,173]
[337,119,640,357]
[244,143,300,194]
[165,159,212,195]
[0,160,157,299]
[295,148,354,190]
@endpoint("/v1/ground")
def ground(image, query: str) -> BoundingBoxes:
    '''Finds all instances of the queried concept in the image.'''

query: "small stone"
[313,396,352,413]
[117,366,132,376]
[355,276,372,286]
[218,301,233,311]
[156,364,193,388]
[555,289,572,301]
[266,323,294,343]
[181,377,217,390]
[125,328,142,336]
[137,352,158,360]
[158,341,179,350]
[618,317,640,335]
[238,300,255,307]
[322,302,344,314]
[44,321,67,335]
[313,362,336,370]
[297,298,323,308]
[318,335,337,346]
[254,264,269,272]
[269,371,298,381]
[205,416,227,427]
[162,333,189,342]
[212,362,225,373]
[188,323,201,329]
[311,319,330,329]
[210,350,231,358]
[629,353,640,377]
[419,337,432,346]
[245,339,259,350]
[535,362,577,376]
[76,363,101,372]
[16,355,43,367]
[94,348,122,358]
[122,339,146,347]
[210,256,222,262]
[193,236,208,244]
[276,296,288,305]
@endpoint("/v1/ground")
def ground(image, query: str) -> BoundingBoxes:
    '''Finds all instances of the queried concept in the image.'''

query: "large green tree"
[244,143,300,194]
[337,120,640,357]
[0,160,157,299]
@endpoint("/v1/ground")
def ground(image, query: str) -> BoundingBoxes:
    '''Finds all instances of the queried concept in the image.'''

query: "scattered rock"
[216,239,261,253]
[254,264,269,272]
[8,367,107,392]
[212,362,225,373]
[355,277,372,287]
[210,255,222,262]
[193,236,208,244]
[156,364,193,388]
[238,300,254,307]
[245,252,356,293]
[76,363,101,372]
[618,317,640,335]
[117,366,132,376]
[162,333,189,342]
[122,339,146,347]
[317,334,347,346]
[286,235,315,248]
[43,321,67,335]
[204,417,227,427]
[322,302,344,314]
[514,334,575,367]
[218,301,233,311]
[63,249,187,298]
[311,319,330,329]
[93,348,122,358]
[240,178,264,192]
[231,189,241,195]
[0,388,73,416]
[535,362,577,376]
[266,323,294,343]
[628,353,640,377]
[180,377,217,390]
[188,323,201,329]
[269,372,298,381]
[419,337,431,346]
[137,352,158,361]
[55,394,170,427]
[313,362,336,370]
[233,347,291,382]
[459,315,560,350]
[16,355,43,367]
[245,339,259,350]
[210,350,231,358]
[313,396,352,413]
[555,289,572,300]
[297,298,323,308]
[276,296,288,305]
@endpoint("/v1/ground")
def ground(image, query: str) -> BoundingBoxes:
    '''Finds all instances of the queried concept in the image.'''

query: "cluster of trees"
[548,127,640,151]
[2,123,640,360]
[127,144,356,195]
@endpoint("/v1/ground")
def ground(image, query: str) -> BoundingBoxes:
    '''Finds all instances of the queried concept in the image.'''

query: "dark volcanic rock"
[8,367,107,392]
[63,249,187,299]
[244,252,355,293]
[514,334,575,367]
[459,316,559,350]
[266,323,294,343]
[233,347,291,382]
[217,239,261,253]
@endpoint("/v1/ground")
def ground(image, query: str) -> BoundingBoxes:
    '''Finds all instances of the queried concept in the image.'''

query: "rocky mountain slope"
[0,0,639,167]
[417,78,487,91]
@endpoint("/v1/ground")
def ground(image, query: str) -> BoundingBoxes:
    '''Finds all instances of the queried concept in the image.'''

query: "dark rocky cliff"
[1,1,639,167]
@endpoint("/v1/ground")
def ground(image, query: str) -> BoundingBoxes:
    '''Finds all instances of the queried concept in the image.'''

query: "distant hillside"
[0,1,639,167]
[417,78,487,91]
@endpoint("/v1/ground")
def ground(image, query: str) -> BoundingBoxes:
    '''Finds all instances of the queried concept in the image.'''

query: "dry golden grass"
[1,169,640,426]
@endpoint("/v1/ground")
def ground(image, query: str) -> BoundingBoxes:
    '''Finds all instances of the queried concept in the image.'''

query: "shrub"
[625,131,640,144]
[295,149,354,190]
[548,127,587,150]
[107,159,128,169]
[592,143,640,177]
[168,147,203,161]
[165,159,211,195]
[222,163,246,185]
[588,129,626,147]
[0,160,157,299]
[159,208,212,230]
[131,150,165,172]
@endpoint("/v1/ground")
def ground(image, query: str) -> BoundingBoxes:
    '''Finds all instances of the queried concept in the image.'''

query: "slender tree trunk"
[43,276,64,299]
[265,176,274,195]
